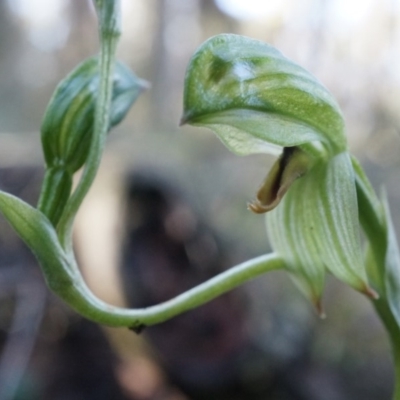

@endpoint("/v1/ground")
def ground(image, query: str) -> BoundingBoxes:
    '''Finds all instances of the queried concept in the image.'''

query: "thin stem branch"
[59,253,284,329]
[394,341,400,400]
[57,4,120,251]
[374,298,400,400]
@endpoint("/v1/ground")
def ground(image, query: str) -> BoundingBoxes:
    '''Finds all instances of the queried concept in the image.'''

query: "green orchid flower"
[182,33,377,310]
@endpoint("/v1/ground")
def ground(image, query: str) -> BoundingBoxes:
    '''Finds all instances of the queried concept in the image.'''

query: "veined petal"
[267,166,326,310]
[315,153,373,295]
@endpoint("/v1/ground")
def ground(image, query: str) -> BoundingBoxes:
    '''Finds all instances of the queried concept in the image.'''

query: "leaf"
[0,191,73,292]
[182,34,346,156]
[381,193,400,327]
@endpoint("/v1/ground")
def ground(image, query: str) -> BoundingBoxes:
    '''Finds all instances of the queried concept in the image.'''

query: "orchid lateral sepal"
[266,152,378,308]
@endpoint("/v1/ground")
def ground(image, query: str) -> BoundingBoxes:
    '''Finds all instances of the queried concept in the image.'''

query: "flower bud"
[41,57,147,173]
[39,57,147,226]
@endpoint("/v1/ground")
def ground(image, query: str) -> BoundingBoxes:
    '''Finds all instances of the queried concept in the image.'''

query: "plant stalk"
[58,253,284,330]
[57,1,121,252]
[391,332,400,400]
[353,158,400,400]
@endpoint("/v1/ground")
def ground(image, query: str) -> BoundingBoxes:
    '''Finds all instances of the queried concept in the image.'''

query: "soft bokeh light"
[215,0,288,21]
[328,0,376,31]
[6,0,70,51]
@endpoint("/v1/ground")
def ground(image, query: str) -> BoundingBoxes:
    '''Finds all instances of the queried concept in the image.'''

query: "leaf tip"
[363,285,379,300]
[247,199,278,214]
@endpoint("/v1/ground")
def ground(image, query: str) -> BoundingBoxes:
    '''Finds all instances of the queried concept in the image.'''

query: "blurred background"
[0,0,400,399]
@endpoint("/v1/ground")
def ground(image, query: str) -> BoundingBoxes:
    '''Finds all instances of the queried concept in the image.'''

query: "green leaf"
[0,191,73,292]
[266,152,375,308]
[182,34,346,156]
[381,193,400,327]
[41,57,147,173]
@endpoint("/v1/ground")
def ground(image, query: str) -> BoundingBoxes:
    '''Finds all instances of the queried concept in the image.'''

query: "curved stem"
[58,253,284,329]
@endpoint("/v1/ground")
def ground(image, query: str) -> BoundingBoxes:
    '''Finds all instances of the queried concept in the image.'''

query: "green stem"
[0,190,283,329]
[388,323,400,400]
[56,3,121,251]
[374,298,400,400]
[353,157,400,399]
[57,253,284,329]
[394,342,400,400]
